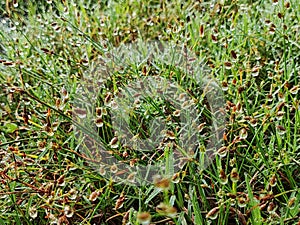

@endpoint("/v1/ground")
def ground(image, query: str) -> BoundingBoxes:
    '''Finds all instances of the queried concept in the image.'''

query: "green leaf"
[2,123,18,134]
[245,173,262,225]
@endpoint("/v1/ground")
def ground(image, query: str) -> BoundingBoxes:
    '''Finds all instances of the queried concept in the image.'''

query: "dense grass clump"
[0,0,299,224]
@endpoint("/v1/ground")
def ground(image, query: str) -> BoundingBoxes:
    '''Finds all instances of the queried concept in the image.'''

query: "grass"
[0,0,299,224]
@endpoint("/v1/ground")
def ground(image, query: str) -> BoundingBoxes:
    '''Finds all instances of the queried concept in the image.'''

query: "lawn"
[0,0,299,224]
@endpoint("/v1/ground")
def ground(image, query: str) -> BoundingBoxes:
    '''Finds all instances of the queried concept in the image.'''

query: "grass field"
[0,0,299,224]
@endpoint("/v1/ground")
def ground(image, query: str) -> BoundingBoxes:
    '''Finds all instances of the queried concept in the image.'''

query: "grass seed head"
[64,205,74,218]
[206,207,219,220]
[219,168,228,185]
[137,212,151,225]
[217,146,228,158]
[230,168,239,183]
[29,206,38,219]
[287,197,296,209]
[153,175,171,190]
[156,202,177,218]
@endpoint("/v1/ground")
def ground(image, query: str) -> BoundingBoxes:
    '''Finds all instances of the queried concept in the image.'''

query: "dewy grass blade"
[61,16,105,54]
[189,186,204,225]
[245,173,262,225]
[1,0,299,224]
[145,188,161,205]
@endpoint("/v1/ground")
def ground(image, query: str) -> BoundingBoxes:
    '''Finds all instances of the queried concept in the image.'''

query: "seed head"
[137,212,151,225]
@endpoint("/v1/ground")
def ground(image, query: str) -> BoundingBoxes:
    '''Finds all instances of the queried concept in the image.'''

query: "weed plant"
[0,0,299,224]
